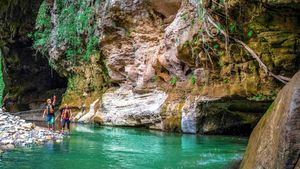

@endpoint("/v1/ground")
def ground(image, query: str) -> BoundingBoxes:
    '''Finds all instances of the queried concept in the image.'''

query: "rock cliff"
[1,0,299,134]
[240,71,300,169]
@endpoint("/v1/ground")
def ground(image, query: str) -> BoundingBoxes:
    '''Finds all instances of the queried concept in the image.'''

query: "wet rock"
[181,96,200,134]
[240,71,300,169]
[21,123,35,129]
[0,111,63,152]
[78,99,100,123]
[1,144,15,150]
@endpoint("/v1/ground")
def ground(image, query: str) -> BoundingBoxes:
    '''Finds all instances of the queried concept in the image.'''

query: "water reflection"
[0,125,248,169]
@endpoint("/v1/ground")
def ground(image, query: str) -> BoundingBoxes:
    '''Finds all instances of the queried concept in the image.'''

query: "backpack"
[50,106,54,113]
[63,109,70,119]
[47,105,54,114]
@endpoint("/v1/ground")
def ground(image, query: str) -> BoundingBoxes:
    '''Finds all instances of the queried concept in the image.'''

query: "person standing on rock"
[60,104,72,134]
[42,96,56,130]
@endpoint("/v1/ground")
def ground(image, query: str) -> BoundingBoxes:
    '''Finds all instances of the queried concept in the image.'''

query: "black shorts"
[62,119,70,129]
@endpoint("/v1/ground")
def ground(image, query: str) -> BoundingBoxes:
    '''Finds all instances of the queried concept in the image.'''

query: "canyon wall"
[1,0,299,134]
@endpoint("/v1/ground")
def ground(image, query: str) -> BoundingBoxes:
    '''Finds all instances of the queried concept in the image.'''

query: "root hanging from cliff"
[195,0,290,84]
[206,13,290,84]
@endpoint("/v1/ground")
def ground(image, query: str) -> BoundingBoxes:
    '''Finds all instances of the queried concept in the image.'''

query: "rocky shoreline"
[0,111,63,153]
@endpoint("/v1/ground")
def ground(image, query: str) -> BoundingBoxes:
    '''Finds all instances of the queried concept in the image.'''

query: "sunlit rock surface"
[241,71,300,169]
[181,96,199,134]
[0,111,63,151]
[78,99,100,123]
[98,87,168,126]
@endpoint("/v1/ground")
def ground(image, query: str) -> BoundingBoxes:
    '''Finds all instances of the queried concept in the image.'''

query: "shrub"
[170,76,178,86]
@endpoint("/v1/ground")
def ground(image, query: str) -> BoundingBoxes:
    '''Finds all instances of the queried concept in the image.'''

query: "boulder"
[99,86,168,126]
[240,71,300,169]
[78,99,100,123]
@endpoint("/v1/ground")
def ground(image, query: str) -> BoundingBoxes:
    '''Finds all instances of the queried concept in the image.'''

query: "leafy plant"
[181,12,188,21]
[247,30,254,38]
[32,0,51,55]
[33,0,100,62]
[247,91,277,101]
[190,74,196,85]
[100,59,109,76]
[213,44,219,49]
[229,22,237,33]
[68,77,75,90]
[183,41,190,48]
[170,76,178,86]
[223,78,229,84]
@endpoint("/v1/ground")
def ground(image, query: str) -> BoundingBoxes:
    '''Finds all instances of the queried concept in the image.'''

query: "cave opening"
[0,0,68,112]
[3,37,68,112]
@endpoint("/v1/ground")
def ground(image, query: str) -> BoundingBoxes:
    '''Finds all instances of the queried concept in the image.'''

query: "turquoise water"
[0,124,247,169]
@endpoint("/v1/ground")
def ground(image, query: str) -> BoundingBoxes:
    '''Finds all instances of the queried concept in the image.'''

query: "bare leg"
[67,122,71,134]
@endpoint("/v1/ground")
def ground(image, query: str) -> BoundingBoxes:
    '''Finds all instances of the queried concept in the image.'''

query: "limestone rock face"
[240,71,300,169]
[181,96,199,134]
[1,0,300,136]
[98,86,167,126]
[78,99,100,123]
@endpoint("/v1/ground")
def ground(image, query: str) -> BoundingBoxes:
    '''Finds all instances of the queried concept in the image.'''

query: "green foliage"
[213,44,219,49]
[170,76,178,86]
[67,77,75,90]
[84,36,99,61]
[247,91,277,101]
[32,0,51,55]
[247,30,254,38]
[181,12,188,21]
[223,78,229,84]
[0,50,5,105]
[183,41,190,48]
[190,74,196,85]
[229,22,237,33]
[100,59,109,77]
[216,23,224,32]
[33,0,100,62]
[218,51,224,56]
[191,18,195,26]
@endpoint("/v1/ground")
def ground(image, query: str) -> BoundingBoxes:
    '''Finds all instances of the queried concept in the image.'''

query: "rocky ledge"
[0,111,63,152]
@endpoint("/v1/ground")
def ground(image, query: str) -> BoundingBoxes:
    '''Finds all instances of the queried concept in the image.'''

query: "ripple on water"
[0,124,248,169]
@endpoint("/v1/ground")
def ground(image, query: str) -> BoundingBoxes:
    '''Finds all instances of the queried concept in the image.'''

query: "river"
[0,124,247,169]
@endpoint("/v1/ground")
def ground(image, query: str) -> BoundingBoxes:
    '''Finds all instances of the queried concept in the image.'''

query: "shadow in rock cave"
[2,38,68,112]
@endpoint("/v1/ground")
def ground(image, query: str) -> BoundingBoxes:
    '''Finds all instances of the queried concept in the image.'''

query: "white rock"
[78,99,100,123]
[1,139,14,144]
[100,87,168,126]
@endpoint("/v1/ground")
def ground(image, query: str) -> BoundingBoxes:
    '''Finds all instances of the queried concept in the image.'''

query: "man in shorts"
[42,96,56,130]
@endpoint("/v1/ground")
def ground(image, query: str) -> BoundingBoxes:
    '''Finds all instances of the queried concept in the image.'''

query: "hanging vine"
[194,0,290,84]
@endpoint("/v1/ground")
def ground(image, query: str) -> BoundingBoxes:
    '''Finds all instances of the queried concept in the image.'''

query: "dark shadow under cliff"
[0,0,68,112]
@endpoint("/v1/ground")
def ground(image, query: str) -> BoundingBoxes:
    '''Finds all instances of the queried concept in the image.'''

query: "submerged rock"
[240,71,300,169]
